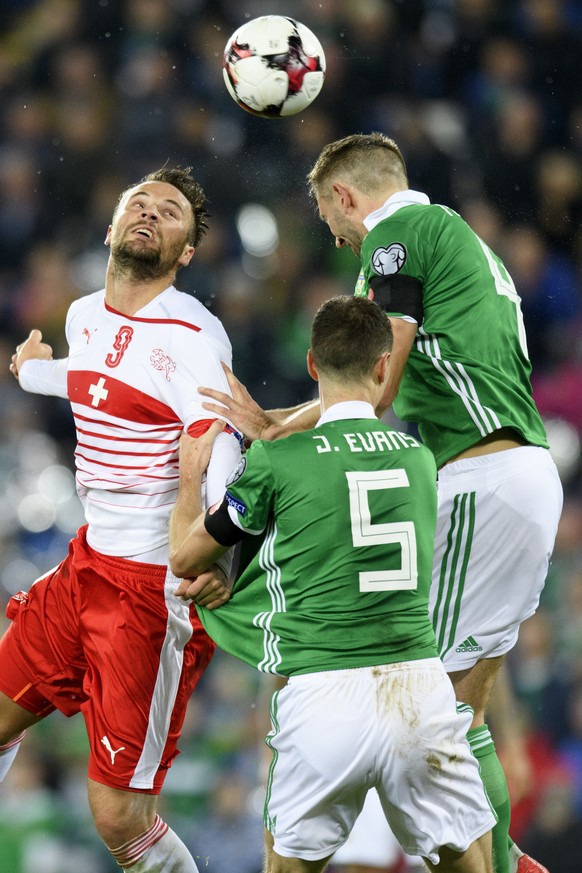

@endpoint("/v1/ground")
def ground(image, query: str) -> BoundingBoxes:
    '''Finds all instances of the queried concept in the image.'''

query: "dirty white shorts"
[264,659,496,864]
[431,446,563,670]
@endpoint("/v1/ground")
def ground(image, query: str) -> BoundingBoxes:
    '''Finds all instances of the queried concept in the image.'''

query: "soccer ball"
[223,16,326,119]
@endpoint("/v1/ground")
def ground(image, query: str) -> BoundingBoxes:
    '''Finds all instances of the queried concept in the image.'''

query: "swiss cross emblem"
[150,349,176,381]
[88,377,109,407]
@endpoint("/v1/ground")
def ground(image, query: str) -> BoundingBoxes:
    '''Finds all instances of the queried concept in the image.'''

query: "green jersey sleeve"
[225,440,275,535]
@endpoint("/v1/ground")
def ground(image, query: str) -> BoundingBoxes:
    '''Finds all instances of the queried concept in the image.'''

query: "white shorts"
[431,447,562,671]
[264,659,496,864]
[332,788,403,868]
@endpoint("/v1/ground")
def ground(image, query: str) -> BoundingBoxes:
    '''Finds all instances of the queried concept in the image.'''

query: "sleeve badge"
[371,243,407,276]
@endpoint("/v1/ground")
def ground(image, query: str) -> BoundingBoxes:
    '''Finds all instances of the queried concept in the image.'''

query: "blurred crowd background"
[1,0,582,871]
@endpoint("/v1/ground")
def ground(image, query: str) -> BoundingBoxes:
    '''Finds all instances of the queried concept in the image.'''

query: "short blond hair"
[307,132,408,201]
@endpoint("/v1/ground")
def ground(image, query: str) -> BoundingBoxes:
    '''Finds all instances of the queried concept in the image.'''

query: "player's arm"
[169,423,242,600]
[199,361,320,443]
[268,398,320,432]
[174,335,244,590]
[171,499,235,595]
[198,424,242,585]
[377,317,418,414]
[364,270,423,414]
[10,329,69,398]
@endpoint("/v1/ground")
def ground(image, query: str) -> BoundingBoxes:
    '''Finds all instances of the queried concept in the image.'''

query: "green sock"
[467,724,510,873]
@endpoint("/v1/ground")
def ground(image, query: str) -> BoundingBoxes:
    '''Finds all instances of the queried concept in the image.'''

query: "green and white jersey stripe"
[415,328,502,438]
[254,520,285,674]
[357,194,548,466]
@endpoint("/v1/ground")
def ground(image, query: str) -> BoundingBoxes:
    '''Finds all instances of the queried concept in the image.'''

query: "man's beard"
[110,237,185,280]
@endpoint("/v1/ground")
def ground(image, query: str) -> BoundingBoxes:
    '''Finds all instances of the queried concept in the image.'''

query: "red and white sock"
[110,815,200,872]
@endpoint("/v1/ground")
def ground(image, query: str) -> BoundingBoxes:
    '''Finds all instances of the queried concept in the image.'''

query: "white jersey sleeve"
[205,433,242,580]
[18,358,69,398]
[206,431,241,507]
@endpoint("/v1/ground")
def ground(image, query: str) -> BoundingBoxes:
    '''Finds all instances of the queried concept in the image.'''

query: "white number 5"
[346,469,418,592]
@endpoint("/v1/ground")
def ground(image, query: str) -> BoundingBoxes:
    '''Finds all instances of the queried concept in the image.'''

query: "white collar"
[364,189,430,232]
[317,400,377,427]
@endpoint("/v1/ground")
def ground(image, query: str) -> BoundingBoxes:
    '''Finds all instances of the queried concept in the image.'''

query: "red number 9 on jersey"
[106,326,134,368]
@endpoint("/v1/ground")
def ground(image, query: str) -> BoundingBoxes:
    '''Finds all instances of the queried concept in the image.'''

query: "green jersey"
[198,402,439,676]
[355,191,548,467]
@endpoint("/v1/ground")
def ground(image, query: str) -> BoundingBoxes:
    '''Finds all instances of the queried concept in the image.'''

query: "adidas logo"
[455,635,483,654]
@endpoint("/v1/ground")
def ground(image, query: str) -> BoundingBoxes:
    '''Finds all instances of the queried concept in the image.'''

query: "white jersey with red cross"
[19,285,241,557]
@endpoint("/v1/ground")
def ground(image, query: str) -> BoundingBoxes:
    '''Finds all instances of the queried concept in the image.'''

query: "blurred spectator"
[0,150,44,271]
[534,149,582,254]
[501,224,580,369]
[481,91,544,224]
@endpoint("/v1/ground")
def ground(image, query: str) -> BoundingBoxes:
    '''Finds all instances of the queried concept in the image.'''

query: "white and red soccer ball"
[223,15,326,118]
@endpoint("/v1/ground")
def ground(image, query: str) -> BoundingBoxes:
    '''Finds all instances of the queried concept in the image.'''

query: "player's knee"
[265,849,331,873]
[0,725,20,747]
[93,808,152,849]
[89,787,155,849]
[427,832,493,873]
[0,697,36,747]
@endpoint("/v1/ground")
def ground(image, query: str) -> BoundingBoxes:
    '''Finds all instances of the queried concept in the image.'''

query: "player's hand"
[10,329,54,380]
[174,563,232,609]
[199,362,279,443]
[179,419,226,480]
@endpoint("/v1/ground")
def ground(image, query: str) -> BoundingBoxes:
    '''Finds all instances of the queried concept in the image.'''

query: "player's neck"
[319,380,379,415]
[104,269,174,316]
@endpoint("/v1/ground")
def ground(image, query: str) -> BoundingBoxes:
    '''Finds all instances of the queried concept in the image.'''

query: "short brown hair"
[307,132,408,201]
[117,166,209,247]
[310,295,393,382]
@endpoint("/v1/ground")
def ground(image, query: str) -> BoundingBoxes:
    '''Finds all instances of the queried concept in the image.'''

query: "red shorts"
[0,525,215,793]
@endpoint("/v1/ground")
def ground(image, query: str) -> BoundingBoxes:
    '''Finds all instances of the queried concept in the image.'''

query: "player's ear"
[376,351,390,385]
[307,349,319,382]
[178,244,196,266]
[332,182,353,213]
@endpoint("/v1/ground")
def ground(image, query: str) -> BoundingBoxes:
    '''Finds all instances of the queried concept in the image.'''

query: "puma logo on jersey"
[82,327,98,344]
[150,348,176,381]
[371,243,407,276]
[101,735,125,765]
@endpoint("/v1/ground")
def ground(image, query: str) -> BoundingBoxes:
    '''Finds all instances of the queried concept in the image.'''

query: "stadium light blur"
[236,203,279,257]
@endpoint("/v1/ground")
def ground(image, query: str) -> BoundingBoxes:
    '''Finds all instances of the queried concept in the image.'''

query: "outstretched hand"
[10,329,54,380]
[174,564,232,609]
[199,362,279,444]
